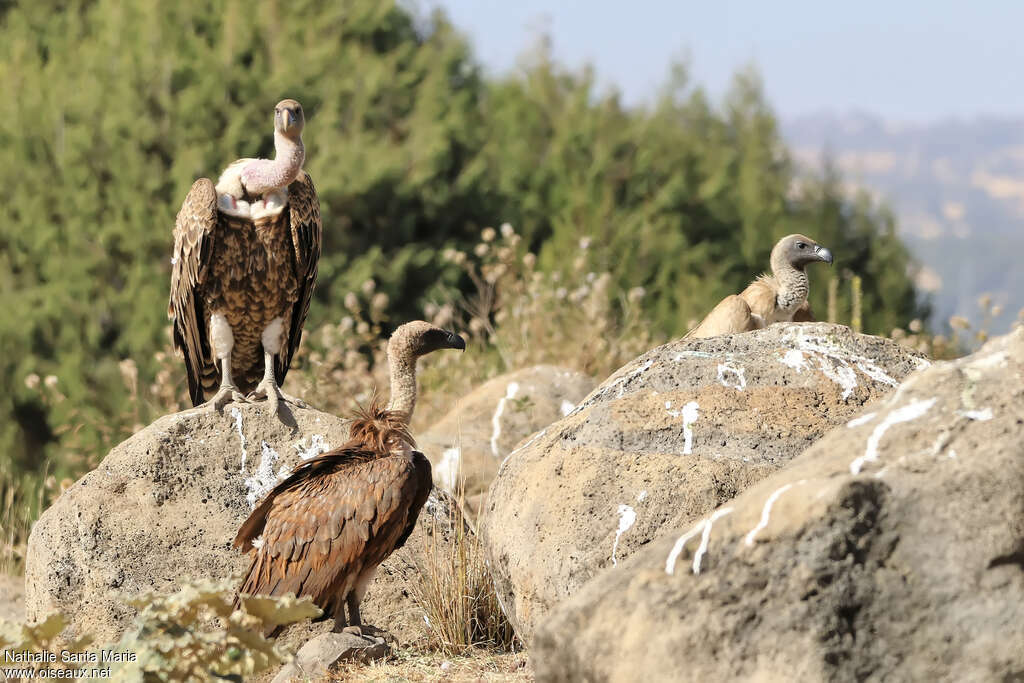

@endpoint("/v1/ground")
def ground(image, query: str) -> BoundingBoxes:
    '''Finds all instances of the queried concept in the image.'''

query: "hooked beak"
[815,245,834,265]
[447,332,466,351]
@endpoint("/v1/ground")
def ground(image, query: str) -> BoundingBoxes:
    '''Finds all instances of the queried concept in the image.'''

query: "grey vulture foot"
[188,385,250,414]
[249,377,308,418]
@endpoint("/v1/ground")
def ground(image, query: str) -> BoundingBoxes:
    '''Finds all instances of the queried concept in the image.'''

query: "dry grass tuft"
[409,490,520,656]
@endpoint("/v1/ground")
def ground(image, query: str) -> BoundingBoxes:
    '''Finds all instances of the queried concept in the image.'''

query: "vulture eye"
[797,242,806,249]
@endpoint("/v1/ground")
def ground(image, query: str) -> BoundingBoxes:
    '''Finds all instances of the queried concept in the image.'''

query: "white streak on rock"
[637,490,648,502]
[846,412,877,428]
[717,363,746,391]
[961,408,993,421]
[744,480,806,546]
[560,399,575,416]
[231,407,248,471]
[499,428,547,470]
[612,504,637,566]
[850,398,937,475]
[246,441,282,509]
[666,400,700,454]
[666,507,733,575]
[490,382,521,457]
[435,447,461,492]
[293,434,329,460]
[693,507,733,575]
[783,328,903,400]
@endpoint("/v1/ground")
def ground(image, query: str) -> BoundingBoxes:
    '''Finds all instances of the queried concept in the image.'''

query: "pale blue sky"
[428,0,1024,122]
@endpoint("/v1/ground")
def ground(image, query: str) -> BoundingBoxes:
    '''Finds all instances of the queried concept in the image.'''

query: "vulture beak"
[815,245,834,265]
[285,109,298,130]
[447,332,467,351]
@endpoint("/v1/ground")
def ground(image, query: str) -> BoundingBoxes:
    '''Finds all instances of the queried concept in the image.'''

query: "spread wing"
[684,294,757,339]
[234,448,425,615]
[169,179,220,406]
[276,171,322,385]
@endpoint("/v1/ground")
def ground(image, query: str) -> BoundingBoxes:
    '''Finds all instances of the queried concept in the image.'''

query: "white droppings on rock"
[293,434,330,460]
[961,408,993,421]
[666,400,700,454]
[846,412,878,428]
[435,447,461,492]
[744,480,806,547]
[490,382,521,457]
[665,507,733,576]
[717,363,746,391]
[612,504,637,567]
[560,399,575,416]
[779,349,809,371]
[850,398,937,475]
[245,441,282,509]
[231,407,248,472]
[783,327,903,400]
[637,490,648,502]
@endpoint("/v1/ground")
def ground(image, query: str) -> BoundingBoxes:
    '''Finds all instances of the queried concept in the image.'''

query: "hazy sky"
[429,0,1024,123]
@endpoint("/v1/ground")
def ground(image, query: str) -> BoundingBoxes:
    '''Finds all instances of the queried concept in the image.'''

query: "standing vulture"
[233,321,466,635]
[685,234,833,339]
[169,99,320,417]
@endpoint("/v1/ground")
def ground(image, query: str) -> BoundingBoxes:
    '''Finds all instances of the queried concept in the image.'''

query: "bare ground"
[0,573,24,623]
[329,650,532,682]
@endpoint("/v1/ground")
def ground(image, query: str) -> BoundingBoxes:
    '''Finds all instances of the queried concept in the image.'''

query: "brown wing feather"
[792,300,816,322]
[684,294,757,339]
[169,179,220,406]
[276,171,321,385]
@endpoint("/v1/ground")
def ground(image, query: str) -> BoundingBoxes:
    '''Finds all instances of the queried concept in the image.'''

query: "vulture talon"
[249,378,307,415]
[341,625,364,637]
[196,385,250,413]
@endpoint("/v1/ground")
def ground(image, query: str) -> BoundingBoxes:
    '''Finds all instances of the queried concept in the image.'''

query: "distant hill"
[784,111,1024,336]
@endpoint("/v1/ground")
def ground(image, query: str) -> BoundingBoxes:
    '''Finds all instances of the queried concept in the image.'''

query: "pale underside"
[686,276,813,339]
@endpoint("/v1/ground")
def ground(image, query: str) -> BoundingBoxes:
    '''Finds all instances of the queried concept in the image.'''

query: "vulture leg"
[194,314,249,412]
[341,593,363,636]
[249,318,308,416]
[330,598,348,633]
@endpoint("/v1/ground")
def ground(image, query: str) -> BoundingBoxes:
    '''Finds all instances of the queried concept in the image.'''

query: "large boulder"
[534,326,1024,682]
[418,365,594,509]
[24,402,459,646]
[482,323,928,642]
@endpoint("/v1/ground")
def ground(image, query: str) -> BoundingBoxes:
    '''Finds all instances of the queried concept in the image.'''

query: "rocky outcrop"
[271,630,390,683]
[24,402,460,646]
[482,324,928,642]
[533,327,1024,682]
[418,366,594,511]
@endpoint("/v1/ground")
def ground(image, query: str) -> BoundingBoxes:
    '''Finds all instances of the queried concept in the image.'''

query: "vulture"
[233,321,466,635]
[685,234,833,339]
[169,99,321,417]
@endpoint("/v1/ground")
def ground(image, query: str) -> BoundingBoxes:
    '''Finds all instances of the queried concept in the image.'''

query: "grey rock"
[482,323,928,643]
[534,326,1024,682]
[272,631,389,682]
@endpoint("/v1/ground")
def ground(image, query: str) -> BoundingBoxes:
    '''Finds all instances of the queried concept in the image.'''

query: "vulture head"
[773,234,834,271]
[389,320,466,361]
[274,98,305,139]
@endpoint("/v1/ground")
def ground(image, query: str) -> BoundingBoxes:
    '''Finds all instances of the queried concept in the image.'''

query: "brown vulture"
[233,321,466,635]
[686,234,833,339]
[169,99,320,417]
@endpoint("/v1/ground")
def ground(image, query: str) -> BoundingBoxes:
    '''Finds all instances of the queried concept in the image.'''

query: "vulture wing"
[792,300,816,322]
[276,171,322,386]
[684,295,757,339]
[739,277,780,324]
[169,178,220,406]
[392,451,433,551]
[234,448,426,613]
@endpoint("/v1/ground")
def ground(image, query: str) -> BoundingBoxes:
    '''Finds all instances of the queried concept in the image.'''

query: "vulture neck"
[267,129,305,187]
[386,355,418,424]
[769,252,809,314]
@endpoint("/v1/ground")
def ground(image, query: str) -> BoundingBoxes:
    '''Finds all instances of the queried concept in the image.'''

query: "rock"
[534,327,1024,682]
[24,402,462,646]
[418,365,594,511]
[272,630,390,682]
[482,323,928,642]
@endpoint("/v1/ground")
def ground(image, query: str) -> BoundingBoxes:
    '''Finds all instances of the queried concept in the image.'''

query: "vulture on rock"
[233,321,466,635]
[169,99,321,418]
[686,234,833,339]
